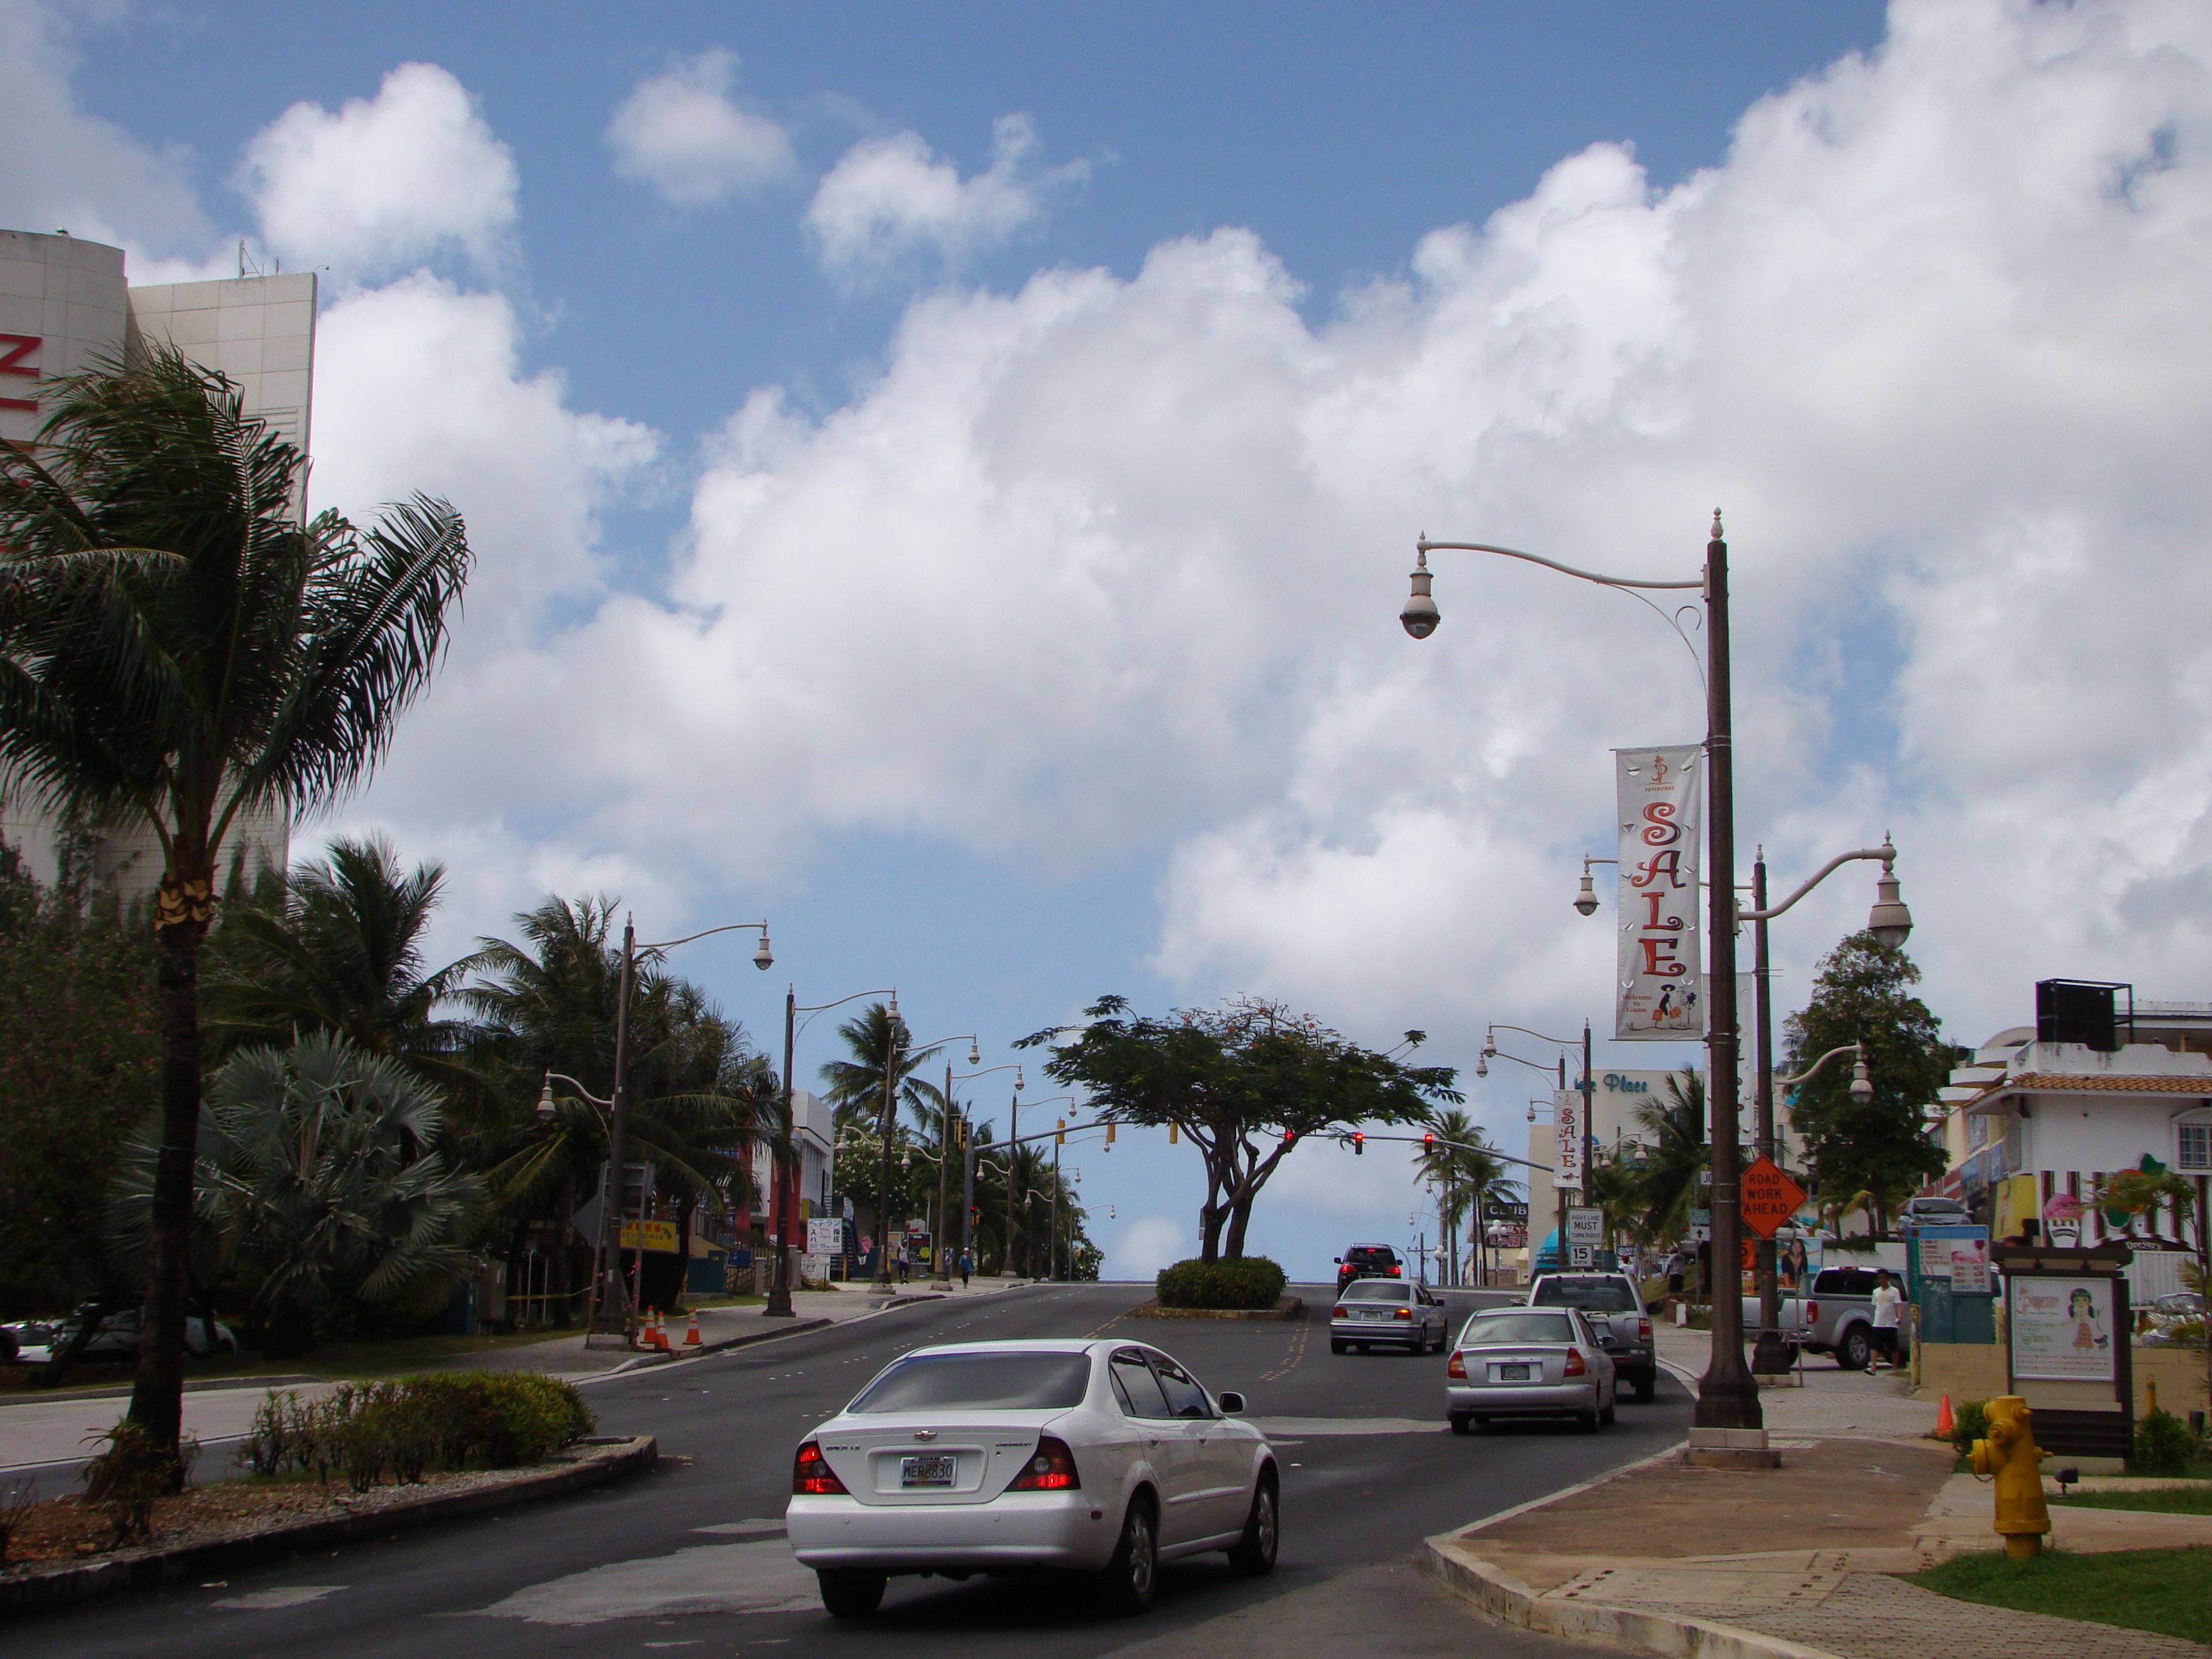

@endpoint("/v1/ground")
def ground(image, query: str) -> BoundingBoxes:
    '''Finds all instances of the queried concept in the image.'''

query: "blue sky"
[11,0,2212,1281]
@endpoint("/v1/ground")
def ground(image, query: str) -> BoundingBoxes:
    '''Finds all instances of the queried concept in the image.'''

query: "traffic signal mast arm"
[1341,1130,1553,1175]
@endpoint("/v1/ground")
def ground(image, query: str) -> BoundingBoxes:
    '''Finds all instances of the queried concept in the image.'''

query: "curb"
[0,1434,657,1621]
[1128,1297,1304,1322]
[0,1375,323,1411]
[573,1318,833,1378]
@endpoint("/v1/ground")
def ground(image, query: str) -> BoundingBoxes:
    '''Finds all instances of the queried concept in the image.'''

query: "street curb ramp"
[0,1434,657,1621]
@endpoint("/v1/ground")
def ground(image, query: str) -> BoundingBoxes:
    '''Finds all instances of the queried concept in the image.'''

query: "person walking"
[959,1250,972,1288]
[1870,1269,1904,1371]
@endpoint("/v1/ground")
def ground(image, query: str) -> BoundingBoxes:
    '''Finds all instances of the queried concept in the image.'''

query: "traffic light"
[1352,1132,1365,1156]
[1055,1119,1066,1146]
[1104,1121,1116,1148]
[968,1205,980,1227]
[1422,1131,1436,1150]
[1168,1122,1180,1144]
[1281,1129,1297,1148]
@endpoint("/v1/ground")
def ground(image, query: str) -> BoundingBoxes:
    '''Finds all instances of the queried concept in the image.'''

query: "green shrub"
[238,1372,594,1490]
[1156,1257,1286,1310]
[2133,1407,2198,1475]
[82,1419,193,1543]
[1950,1399,1990,1461]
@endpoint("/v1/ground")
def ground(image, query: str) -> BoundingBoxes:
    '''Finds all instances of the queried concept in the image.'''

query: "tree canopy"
[1020,995,1459,1261]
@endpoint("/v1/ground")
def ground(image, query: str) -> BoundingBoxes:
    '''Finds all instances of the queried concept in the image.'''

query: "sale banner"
[1614,745,1703,1040]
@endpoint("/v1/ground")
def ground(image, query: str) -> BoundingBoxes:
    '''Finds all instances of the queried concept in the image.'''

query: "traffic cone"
[684,1310,701,1346]
[649,1310,667,1350]
[1936,1394,1954,1438]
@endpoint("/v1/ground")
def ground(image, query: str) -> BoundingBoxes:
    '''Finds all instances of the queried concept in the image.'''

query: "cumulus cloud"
[604,47,796,205]
[805,113,1086,280]
[1109,1215,1189,1280]
[0,1,211,255]
[386,0,2212,1075]
[240,62,518,278]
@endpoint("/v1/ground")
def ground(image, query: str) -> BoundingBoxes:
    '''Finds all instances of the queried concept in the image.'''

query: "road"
[9,1282,1692,1658]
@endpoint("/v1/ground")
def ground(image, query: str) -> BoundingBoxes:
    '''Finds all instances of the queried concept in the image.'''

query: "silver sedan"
[787,1339,1279,1617]
[1445,1306,1617,1433]
[1328,1279,1450,1354]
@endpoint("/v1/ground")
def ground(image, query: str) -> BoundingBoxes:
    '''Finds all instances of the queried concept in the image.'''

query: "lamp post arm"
[543,1073,614,1109]
[641,919,770,952]
[1418,538,1703,592]
[1490,1022,1580,1048]
[1775,1043,1861,1089]
[1739,844,1895,922]
[1483,1047,1558,1076]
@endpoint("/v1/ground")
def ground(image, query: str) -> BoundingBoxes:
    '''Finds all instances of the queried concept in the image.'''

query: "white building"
[750,1088,837,1238]
[1,228,316,903]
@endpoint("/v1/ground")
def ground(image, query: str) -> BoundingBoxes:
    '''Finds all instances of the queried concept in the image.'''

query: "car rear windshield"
[1531,1278,1638,1312]
[849,1352,1093,1414]
[1347,1247,1397,1262]
[1340,1281,1410,1301]
[1463,1313,1575,1345]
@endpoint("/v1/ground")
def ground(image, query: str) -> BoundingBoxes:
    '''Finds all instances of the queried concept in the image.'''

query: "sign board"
[1688,1207,1711,1228]
[806,1218,844,1256]
[1493,1227,1527,1249]
[1914,1224,1991,1293]
[617,1219,680,1254]
[1569,1244,1594,1267]
[1482,1201,1530,1222]
[1567,1210,1604,1246]
[1614,745,1703,1040]
[2010,1275,2118,1382]
[1738,1157,1807,1240]
[1553,1091,1585,1192]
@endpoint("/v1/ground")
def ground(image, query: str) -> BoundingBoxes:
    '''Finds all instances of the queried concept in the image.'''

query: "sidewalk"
[1425,1325,2204,1659]
[0,1276,1035,1484]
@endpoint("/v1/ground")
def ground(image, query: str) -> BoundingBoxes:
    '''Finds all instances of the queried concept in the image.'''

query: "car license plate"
[1496,1363,1531,1381]
[1359,1308,1386,1320]
[901,1454,956,1487]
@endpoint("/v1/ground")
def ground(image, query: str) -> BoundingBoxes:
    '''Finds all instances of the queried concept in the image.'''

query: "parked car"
[2144,1290,2208,1345]
[1334,1244,1404,1289]
[1898,1196,1971,1227]
[1737,1265,1899,1371]
[1446,1306,1617,1433]
[787,1339,1278,1617]
[12,1307,237,1366]
[1329,1279,1449,1354]
[1526,1272,1657,1401]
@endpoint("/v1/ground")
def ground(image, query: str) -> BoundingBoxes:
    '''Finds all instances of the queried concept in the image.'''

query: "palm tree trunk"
[127,897,210,1477]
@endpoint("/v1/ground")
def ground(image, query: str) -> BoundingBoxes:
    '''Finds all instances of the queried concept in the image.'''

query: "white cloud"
[239,61,518,278]
[373,0,2212,1077]
[1108,1215,1189,1280]
[0,1,210,255]
[805,113,1086,280]
[604,47,795,206]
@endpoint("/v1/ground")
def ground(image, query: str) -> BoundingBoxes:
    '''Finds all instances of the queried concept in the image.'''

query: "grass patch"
[1910,1546,2212,1644]
[2053,1486,2212,1514]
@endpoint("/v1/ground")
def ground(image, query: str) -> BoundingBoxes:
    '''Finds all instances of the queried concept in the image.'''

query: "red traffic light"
[1422,1132,1436,1148]
[1281,1129,1297,1146]
[1352,1132,1365,1155]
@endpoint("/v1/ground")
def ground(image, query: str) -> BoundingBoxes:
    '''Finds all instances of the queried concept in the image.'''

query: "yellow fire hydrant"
[1971,1395,2050,1559]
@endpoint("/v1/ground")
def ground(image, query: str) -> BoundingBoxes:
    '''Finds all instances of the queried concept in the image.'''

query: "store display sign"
[806,1217,844,1255]
[1614,745,1703,1041]
[2010,1275,2117,1381]
[1553,1090,1585,1192]
[1914,1224,1991,1292]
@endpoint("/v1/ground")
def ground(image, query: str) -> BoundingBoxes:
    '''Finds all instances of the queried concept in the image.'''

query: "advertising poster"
[1553,1089,1585,1192]
[2010,1276,2117,1381]
[806,1217,844,1256]
[1949,1238,1991,1294]
[1614,746,1704,1040]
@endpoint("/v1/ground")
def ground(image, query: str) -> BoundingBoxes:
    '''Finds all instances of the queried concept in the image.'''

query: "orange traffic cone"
[1936,1394,1954,1438]
[655,1311,671,1350]
[684,1310,701,1347]
[647,1310,665,1350]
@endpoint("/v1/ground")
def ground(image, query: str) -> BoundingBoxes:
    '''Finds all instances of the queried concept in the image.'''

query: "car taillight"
[1389,1265,1402,1276]
[1333,1305,1350,1318]
[1447,1351,1466,1379]
[1563,1348,1587,1377]
[792,1440,847,1495]
[1806,1301,1818,1324]
[1639,1318,1652,1341]
[1394,1306,1413,1320]
[1008,1435,1080,1491]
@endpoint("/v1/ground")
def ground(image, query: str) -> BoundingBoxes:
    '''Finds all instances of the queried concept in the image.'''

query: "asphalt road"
[10,1282,1693,1658]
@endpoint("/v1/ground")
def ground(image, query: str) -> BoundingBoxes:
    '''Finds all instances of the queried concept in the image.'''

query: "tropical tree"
[1624,1070,1707,1247]
[202,833,477,1091]
[1022,996,1459,1262]
[1784,932,1955,1235]
[111,1031,481,1356]
[0,346,470,1458]
[1416,1109,1512,1286]
[819,1002,945,1141]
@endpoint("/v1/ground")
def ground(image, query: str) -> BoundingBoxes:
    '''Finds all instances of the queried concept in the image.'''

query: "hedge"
[1156,1256,1287,1310]
[242,1371,596,1493]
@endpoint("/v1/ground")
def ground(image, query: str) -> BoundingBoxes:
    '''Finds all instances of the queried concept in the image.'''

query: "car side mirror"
[1217,1391,1244,1415]
[1333,1257,1342,1264]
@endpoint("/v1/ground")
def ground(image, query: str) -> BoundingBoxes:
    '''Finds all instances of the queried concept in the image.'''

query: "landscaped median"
[1,1372,654,1618]
[1131,1256,1299,1318]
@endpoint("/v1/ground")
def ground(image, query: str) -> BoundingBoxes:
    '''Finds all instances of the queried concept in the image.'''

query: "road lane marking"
[469,1542,819,1624]
[212,1586,344,1610]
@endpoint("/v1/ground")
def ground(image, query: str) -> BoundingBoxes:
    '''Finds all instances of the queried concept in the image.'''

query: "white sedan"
[787,1338,1279,1617]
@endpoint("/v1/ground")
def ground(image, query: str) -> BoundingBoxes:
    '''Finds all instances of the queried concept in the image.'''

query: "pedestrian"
[959,1251,972,1288]
[1870,1269,1903,1371]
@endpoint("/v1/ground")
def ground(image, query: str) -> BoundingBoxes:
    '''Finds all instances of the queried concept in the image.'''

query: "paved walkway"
[1427,1323,2199,1659]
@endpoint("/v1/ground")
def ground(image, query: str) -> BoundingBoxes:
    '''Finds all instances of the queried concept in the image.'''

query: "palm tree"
[1626,1069,1708,1251]
[203,833,477,1090]
[819,1002,943,1251]
[1416,1109,1509,1286]
[0,346,469,1459]
[111,1031,481,1357]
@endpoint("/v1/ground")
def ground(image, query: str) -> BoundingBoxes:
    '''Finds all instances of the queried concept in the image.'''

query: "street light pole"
[933,1063,1021,1289]
[874,1021,977,1287]
[769,983,895,1315]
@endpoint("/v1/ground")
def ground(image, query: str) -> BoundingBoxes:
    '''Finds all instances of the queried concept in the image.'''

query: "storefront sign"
[2010,1275,2117,1381]
[617,1219,680,1253]
[1614,746,1703,1040]
[1553,1089,1585,1192]
[806,1217,844,1255]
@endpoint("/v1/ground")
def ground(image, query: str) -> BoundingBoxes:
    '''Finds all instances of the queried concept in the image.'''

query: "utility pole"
[1002,1089,1022,1276]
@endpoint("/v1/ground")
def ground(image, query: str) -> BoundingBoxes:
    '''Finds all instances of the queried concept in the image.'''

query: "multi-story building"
[1,227,316,903]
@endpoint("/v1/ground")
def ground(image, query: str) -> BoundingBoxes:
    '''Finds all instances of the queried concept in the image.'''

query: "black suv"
[1335,1244,1404,1289]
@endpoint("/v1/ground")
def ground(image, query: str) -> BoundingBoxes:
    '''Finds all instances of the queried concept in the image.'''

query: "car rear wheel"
[1226,1472,1278,1576]
[1599,1396,1617,1425]
[817,1570,886,1618]
[1633,1370,1657,1403]
[1836,1326,1871,1372]
[1449,1413,1473,1436]
[1331,1339,1347,1354]
[1577,1409,1600,1431]
[1096,1496,1159,1614]
[1354,1343,1369,1354]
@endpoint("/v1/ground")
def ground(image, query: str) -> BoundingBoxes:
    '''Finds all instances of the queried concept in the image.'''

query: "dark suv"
[1335,1244,1404,1289]
[1528,1271,1657,1401]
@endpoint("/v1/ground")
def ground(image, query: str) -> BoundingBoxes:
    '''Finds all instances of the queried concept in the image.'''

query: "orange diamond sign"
[1740,1156,1807,1240]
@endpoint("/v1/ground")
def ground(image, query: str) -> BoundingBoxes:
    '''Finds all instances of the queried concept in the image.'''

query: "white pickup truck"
[1740,1264,1902,1371]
